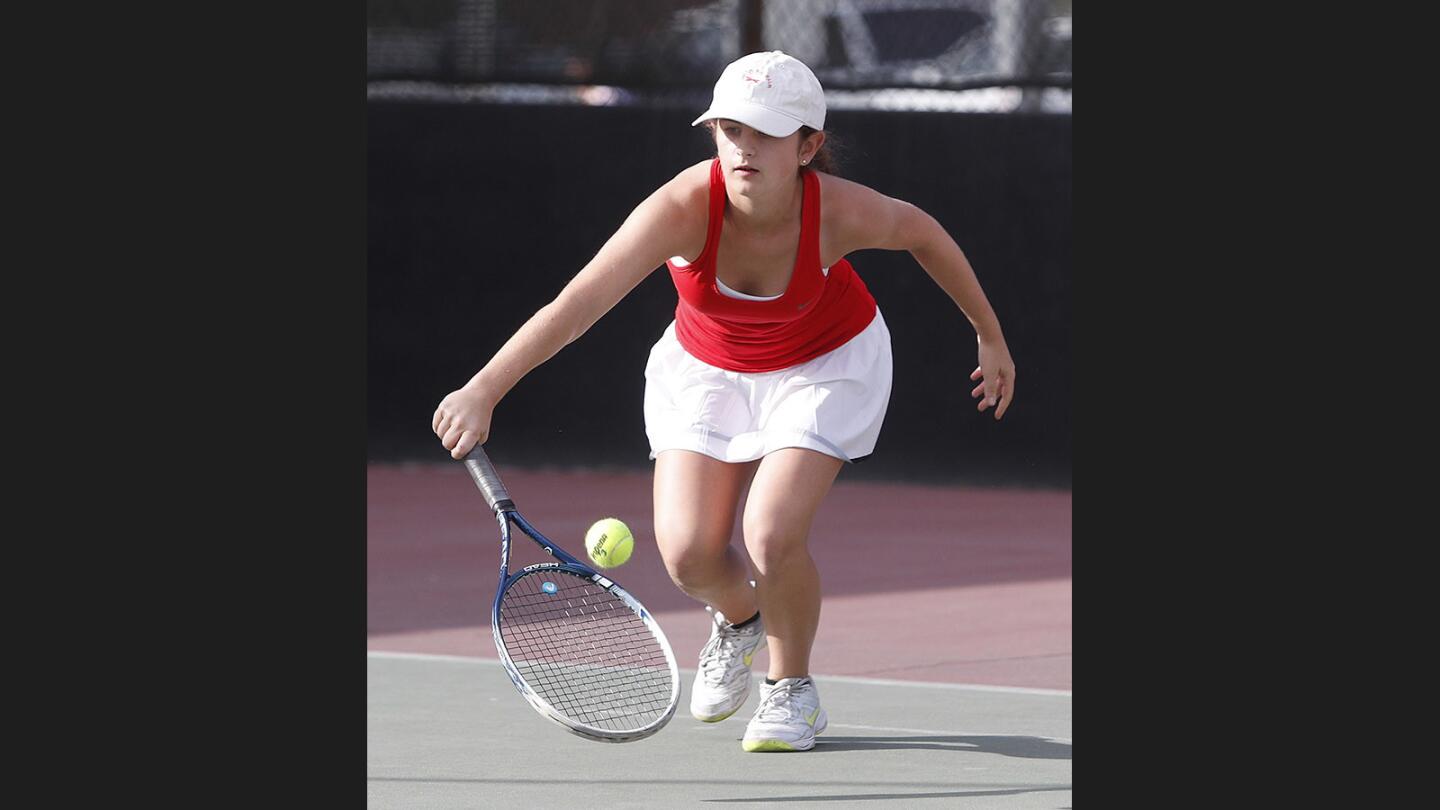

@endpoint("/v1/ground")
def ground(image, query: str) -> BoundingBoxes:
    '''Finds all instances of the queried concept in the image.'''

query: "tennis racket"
[461,445,680,742]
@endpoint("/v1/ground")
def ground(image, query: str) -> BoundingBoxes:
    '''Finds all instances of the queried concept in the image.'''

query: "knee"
[742,520,808,575]
[654,524,730,589]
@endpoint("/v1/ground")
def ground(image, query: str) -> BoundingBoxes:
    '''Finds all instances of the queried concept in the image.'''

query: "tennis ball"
[585,517,634,569]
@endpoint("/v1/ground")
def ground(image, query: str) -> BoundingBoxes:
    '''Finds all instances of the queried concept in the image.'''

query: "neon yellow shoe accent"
[742,739,799,752]
[806,708,821,725]
[743,650,754,666]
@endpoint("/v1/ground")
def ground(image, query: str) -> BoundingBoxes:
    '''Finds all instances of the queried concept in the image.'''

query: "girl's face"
[712,119,805,195]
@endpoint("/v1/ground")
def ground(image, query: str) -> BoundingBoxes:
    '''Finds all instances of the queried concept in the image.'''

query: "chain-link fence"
[369,0,1071,110]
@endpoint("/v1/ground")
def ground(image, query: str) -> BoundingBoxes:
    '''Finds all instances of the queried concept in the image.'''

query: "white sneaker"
[741,677,827,752]
[689,607,766,722]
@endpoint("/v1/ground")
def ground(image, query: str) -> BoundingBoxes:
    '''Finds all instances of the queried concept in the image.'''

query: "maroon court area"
[368,463,1071,690]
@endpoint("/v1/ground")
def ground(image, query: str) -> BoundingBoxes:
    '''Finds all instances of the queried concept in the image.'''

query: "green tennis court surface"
[368,652,1071,808]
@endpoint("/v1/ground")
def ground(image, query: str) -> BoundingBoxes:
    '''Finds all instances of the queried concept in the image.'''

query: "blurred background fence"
[368,1,1072,487]
[369,0,1071,111]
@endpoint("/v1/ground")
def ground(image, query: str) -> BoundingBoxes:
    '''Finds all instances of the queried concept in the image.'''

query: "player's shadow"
[810,734,1070,759]
[703,785,1072,803]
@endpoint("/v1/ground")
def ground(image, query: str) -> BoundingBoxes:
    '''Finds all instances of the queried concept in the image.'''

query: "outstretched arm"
[433,168,705,457]
[827,177,1016,419]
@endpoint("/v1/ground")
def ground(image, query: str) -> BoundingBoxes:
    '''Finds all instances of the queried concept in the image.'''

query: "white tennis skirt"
[643,309,893,464]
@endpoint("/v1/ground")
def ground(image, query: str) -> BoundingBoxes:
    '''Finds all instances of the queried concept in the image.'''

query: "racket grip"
[462,445,516,513]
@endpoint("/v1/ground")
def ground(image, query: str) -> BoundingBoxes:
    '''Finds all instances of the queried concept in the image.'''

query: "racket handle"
[462,445,516,513]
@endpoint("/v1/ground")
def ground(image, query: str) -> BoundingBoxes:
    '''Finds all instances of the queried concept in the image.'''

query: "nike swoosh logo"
[744,651,754,666]
[806,708,820,726]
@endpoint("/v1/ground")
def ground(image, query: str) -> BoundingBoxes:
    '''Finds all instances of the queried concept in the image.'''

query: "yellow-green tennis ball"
[585,518,634,569]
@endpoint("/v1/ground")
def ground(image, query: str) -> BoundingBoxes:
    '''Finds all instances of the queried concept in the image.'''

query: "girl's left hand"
[970,336,1015,420]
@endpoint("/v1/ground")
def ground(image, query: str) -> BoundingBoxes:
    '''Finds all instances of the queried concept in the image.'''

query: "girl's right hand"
[432,385,497,459]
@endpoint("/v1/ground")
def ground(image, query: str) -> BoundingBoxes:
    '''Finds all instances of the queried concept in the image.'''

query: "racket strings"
[503,607,672,726]
[499,571,674,731]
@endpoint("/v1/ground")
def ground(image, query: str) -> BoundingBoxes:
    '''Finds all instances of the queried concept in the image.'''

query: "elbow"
[902,207,946,256]
[545,293,598,346]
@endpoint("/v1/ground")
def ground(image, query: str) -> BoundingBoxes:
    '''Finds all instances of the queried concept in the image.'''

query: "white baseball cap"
[691,51,826,138]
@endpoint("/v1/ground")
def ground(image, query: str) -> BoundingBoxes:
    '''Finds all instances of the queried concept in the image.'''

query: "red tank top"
[667,159,877,372]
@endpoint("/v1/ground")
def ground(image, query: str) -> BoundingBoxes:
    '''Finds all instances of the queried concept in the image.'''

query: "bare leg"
[652,450,760,622]
[740,448,844,680]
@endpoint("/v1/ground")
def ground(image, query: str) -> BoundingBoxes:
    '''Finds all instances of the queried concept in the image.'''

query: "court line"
[366,650,1071,697]
[367,776,1061,789]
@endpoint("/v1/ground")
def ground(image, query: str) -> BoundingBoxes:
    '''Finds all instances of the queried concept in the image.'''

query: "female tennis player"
[433,51,1015,752]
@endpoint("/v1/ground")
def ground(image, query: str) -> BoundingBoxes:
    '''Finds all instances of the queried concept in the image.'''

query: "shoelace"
[754,679,811,723]
[698,609,754,686]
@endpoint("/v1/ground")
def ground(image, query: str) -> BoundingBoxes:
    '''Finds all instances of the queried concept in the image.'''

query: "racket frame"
[466,448,680,743]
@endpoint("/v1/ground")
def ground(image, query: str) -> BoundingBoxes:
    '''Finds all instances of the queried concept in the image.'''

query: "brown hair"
[798,126,841,176]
